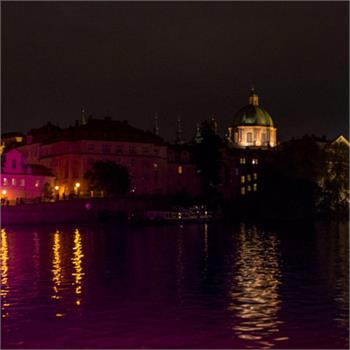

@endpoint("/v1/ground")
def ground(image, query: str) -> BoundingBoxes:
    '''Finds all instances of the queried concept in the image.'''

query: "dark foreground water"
[1,221,348,349]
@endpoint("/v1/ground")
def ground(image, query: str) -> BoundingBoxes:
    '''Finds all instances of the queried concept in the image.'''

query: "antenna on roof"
[176,115,185,145]
[153,112,159,136]
[81,106,87,125]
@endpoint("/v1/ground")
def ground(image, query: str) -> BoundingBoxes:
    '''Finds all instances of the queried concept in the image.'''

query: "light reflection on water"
[1,228,10,318]
[1,222,348,349]
[228,224,286,348]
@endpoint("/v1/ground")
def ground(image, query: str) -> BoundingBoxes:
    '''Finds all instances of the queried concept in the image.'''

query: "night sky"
[2,2,349,142]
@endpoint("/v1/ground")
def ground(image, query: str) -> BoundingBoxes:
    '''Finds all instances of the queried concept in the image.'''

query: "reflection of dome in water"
[227,224,287,348]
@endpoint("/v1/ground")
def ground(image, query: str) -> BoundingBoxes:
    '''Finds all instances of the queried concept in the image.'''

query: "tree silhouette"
[85,161,131,196]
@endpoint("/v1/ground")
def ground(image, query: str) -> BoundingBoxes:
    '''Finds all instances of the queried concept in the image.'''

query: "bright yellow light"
[72,229,84,306]
[54,186,59,191]
[177,166,183,174]
[52,230,62,301]
[75,182,81,188]
[2,190,7,195]
[1,229,9,318]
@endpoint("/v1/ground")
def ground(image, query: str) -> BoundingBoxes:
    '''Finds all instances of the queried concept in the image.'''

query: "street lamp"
[74,182,81,197]
[2,190,7,195]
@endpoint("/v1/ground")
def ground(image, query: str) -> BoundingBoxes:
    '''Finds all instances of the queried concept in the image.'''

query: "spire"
[249,86,259,106]
[175,115,185,144]
[81,106,87,125]
[153,112,159,136]
[194,122,203,144]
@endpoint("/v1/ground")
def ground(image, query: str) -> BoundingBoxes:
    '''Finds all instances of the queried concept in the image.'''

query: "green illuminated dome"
[233,89,274,127]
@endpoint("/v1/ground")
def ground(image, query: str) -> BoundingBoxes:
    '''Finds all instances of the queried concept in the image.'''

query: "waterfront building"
[228,88,277,148]
[0,148,55,203]
[166,144,201,197]
[16,117,168,197]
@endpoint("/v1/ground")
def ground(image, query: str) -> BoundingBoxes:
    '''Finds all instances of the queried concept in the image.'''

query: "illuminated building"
[228,88,277,149]
[17,118,168,196]
[0,148,55,203]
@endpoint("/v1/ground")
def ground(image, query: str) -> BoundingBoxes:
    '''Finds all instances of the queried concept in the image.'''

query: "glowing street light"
[75,182,80,189]
[2,190,7,195]
[54,186,59,191]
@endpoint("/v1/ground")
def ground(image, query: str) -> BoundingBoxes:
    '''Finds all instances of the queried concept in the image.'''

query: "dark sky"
[2,2,349,142]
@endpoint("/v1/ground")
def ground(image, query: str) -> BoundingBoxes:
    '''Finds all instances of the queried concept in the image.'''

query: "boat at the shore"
[142,205,220,222]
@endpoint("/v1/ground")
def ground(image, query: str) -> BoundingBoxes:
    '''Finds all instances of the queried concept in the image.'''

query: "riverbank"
[1,197,157,225]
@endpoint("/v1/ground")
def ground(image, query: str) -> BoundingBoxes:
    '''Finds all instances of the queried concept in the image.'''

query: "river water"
[1,221,348,349]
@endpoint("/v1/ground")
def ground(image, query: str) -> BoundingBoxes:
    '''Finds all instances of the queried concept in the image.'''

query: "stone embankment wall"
[1,197,154,225]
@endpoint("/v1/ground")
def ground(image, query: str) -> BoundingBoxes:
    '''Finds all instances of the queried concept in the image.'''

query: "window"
[87,144,95,152]
[153,163,158,170]
[240,158,246,165]
[252,158,259,165]
[241,187,245,195]
[11,178,16,186]
[247,174,251,182]
[253,173,258,180]
[240,176,245,184]
[35,180,40,187]
[12,159,16,169]
[247,132,253,143]
[253,183,257,191]
[261,133,266,144]
[177,165,183,174]
[20,179,25,186]
[115,145,123,154]
[247,185,251,192]
[2,178,8,186]
[102,144,111,153]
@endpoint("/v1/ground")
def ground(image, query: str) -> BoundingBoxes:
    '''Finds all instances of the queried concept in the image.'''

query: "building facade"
[228,88,277,148]
[1,149,55,203]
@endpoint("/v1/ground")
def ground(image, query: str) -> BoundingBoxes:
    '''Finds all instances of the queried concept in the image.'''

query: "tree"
[43,182,54,201]
[319,142,349,216]
[194,119,223,200]
[85,161,131,196]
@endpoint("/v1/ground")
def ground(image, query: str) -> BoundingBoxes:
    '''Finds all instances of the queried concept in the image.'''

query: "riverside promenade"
[1,196,156,225]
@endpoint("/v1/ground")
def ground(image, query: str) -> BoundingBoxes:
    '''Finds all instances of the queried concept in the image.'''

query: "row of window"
[2,178,40,187]
[87,143,160,155]
[241,183,257,195]
[239,158,259,165]
[241,173,258,183]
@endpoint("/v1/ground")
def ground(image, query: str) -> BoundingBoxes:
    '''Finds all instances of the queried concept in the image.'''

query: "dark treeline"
[234,135,349,221]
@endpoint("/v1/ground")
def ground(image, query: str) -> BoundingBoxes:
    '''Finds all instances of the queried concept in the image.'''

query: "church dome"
[233,89,274,127]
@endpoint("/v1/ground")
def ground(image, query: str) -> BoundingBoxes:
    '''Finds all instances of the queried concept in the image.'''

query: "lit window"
[247,174,251,182]
[20,179,25,186]
[240,158,246,164]
[240,176,245,183]
[253,173,258,180]
[253,183,257,191]
[241,187,245,195]
[11,178,16,186]
[247,185,251,192]
[178,165,183,174]
[35,180,40,187]
[153,163,158,169]
[2,178,8,186]
[252,158,259,165]
[247,132,253,143]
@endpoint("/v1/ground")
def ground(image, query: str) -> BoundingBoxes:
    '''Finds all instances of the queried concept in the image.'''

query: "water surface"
[1,221,348,348]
